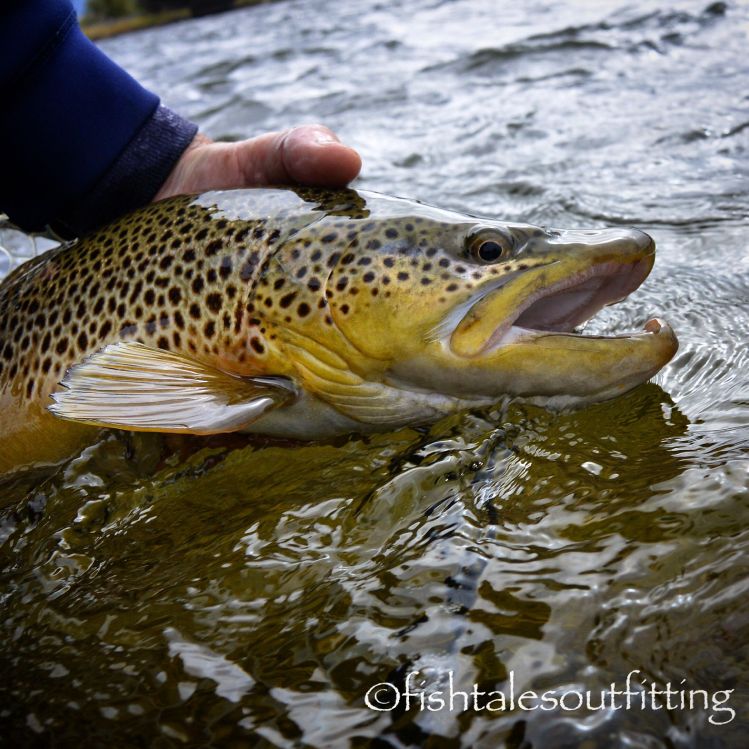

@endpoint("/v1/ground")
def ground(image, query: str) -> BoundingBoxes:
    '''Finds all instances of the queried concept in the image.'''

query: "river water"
[1,0,748,746]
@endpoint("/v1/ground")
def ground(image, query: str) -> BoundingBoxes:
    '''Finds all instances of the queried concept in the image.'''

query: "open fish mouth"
[483,256,666,350]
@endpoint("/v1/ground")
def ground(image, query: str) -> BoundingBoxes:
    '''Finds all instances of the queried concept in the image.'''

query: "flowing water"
[1,0,748,746]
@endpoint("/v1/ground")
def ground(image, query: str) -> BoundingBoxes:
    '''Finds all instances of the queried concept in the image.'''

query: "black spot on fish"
[99,320,112,338]
[206,293,222,314]
[219,257,233,279]
[206,239,222,257]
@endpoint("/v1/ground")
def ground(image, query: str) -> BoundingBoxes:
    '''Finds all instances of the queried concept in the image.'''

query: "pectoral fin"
[48,341,297,434]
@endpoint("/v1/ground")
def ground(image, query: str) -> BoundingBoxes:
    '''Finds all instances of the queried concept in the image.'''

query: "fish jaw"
[392,227,678,405]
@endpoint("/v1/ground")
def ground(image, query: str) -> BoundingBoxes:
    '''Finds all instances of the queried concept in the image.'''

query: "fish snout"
[538,227,655,259]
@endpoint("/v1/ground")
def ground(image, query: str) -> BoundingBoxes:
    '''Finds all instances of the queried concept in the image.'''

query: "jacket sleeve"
[0,0,198,237]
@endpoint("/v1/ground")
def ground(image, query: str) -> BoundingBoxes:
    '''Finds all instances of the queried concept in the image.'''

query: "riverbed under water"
[1,0,748,746]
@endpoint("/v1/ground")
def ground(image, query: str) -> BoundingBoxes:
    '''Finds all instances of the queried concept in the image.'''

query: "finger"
[235,125,362,187]
[279,126,362,187]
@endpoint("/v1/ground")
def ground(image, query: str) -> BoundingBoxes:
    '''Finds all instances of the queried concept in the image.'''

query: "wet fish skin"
[0,187,677,474]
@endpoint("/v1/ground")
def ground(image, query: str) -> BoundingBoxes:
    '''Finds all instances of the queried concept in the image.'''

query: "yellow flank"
[0,187,677,476]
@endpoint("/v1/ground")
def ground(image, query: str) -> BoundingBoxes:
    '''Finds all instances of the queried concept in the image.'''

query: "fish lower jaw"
[498,316,676,345]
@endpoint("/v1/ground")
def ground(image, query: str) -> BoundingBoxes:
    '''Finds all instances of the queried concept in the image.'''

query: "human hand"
[154,124,362,201]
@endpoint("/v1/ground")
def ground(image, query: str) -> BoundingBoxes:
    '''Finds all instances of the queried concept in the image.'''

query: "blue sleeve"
[0,0,198,237]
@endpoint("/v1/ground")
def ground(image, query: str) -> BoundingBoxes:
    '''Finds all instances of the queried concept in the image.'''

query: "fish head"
[315,196,677,407]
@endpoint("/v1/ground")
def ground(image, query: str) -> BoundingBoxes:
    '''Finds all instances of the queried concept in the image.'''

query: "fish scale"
[0,186,677,475]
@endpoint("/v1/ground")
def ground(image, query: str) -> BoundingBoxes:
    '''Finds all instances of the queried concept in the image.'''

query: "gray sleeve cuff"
[52,105,199,238]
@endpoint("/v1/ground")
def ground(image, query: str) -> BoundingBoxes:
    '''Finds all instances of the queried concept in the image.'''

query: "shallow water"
[1,0,748,746]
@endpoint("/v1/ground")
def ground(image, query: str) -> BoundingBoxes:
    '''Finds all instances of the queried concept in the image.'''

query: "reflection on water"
[1,0,748,746]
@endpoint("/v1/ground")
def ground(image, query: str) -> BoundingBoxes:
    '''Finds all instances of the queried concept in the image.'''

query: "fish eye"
[467,231,513,264]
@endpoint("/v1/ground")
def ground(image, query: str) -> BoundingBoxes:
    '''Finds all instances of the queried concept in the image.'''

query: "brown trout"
[0,187,678,475]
